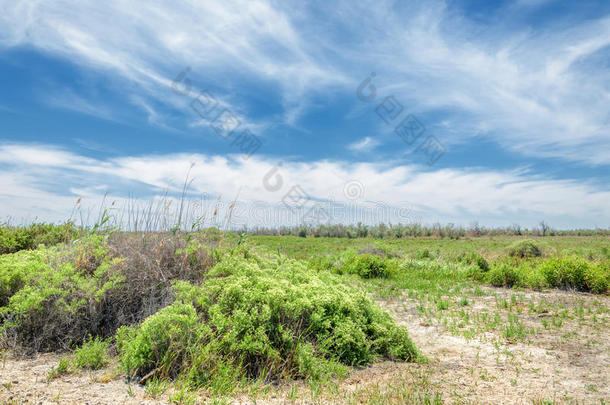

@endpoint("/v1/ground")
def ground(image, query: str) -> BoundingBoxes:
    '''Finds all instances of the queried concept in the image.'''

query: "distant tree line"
[244,222,610,239]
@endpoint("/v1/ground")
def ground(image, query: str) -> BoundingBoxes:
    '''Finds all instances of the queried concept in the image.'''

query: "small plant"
[74,336,109,370]
[413,249,434,260]
[47,356,71,381]
[145,377,170,399]
[507,239,542,258]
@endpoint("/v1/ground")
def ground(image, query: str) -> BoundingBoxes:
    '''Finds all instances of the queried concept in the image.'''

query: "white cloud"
[1,143,609,228]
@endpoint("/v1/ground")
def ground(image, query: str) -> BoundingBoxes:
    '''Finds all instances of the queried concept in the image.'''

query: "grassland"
[0,226,608,404]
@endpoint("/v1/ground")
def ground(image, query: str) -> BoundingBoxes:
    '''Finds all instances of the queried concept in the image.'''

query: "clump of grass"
[413,249,436,260]
[145,377,170,399]
[507,239,542,258]
[117,248,419,393]
[47,356,71,381]
[74,336,109,370]
[457,251,489,272]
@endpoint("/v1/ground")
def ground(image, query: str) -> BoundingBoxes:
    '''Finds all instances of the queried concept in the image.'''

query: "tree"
[539,221,550,237]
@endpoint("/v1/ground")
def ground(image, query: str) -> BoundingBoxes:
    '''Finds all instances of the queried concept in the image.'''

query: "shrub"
[0,236,124,351]
[0,232,216,352]
[507,239,542,258]
[457,252,489,272]
[538,256,608,293]
[344,254,396,278]
[488,263,521,288]
[118,251,418,391]
[0,223,79,255]
[74,336,110,370]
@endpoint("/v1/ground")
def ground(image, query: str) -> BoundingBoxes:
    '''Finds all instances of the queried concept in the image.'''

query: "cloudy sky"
[1,0,609,229]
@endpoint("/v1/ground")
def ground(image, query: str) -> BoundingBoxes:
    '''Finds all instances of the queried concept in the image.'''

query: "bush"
[538,256,608,293]
[344,254,396,278]
[507,239,542,258]
[74,336,109,370]
[488,263,521,287]
[0,232,216,352]
[0,223,79,255]
[457,252,489,272]
[0,236,124,351]
[118,250,418,391]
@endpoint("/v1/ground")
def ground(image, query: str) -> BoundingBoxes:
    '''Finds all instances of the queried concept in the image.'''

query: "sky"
[1,0,609,229]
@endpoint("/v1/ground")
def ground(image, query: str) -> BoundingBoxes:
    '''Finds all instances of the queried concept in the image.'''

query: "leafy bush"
[74,336,110,370]
[118,250,418,391]
[538,256,608,293]
[0,223,78,255]
[488,263,521,287]
[344,254,396,278]
[0,236,124,351]
[507,239,542,258]
[0,232,216,352]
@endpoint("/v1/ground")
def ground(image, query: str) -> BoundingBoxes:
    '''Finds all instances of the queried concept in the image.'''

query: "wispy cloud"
[1,0,609,166]
[348,136,380,152]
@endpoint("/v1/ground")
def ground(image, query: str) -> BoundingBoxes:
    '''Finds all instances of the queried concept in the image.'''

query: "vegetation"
[0,221,608,402]
[117,247,418,393]
[74,336,110,370]
[507,239,543,258]
[0,223,79,255]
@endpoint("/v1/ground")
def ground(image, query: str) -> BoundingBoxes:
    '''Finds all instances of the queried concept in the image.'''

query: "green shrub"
[0,232,217,352]
[0,236,124,351]
[74,336,110,370]
[0,223,78,255]
[507,239,542,258]
[488,263,521,287]
[344,254,396,278]
[118,251,418,391]
[538,256,608,293]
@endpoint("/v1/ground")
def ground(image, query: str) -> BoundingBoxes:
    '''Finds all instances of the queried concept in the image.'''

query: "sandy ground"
[1,287,608,404]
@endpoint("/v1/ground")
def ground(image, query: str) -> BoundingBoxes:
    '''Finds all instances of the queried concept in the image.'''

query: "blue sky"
[1,0,609,229]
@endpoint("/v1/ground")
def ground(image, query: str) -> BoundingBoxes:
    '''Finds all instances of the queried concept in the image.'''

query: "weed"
[47,356,70,381]
[74,336,109,370]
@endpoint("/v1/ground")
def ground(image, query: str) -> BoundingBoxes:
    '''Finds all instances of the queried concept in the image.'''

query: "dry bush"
[102,232,217,330]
